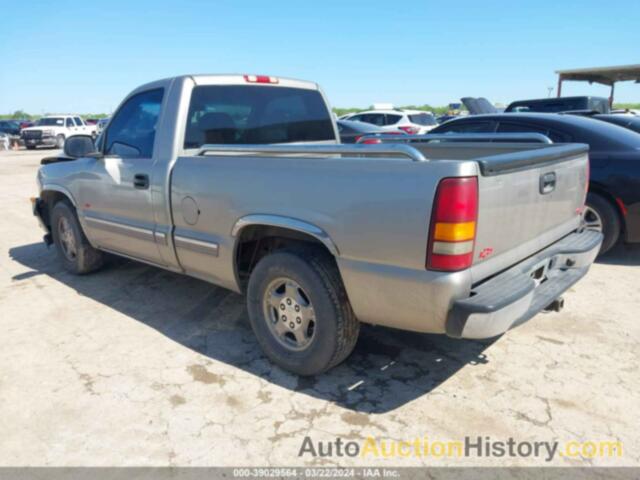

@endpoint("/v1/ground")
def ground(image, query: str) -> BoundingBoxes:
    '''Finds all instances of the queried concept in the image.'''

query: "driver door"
[77,88,166,265]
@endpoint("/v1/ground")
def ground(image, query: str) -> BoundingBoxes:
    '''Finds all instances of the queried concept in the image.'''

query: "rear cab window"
[184,85,335,148]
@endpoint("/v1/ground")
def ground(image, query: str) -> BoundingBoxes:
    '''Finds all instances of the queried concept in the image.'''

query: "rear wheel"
[247,249,359,375]
[584,193,621,254]
[51,201,104,274]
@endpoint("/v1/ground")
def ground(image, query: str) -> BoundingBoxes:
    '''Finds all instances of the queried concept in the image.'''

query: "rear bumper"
[446,229,603,339]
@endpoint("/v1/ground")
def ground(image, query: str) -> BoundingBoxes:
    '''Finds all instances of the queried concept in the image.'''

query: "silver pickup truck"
[32,74,602,375]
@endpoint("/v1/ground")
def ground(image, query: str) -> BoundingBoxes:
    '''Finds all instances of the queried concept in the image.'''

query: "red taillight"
[398,125,419,135]
[427,177,479,271]
[243,74,279,84]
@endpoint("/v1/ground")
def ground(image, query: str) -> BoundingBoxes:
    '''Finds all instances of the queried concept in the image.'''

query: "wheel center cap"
[282,298,301,330]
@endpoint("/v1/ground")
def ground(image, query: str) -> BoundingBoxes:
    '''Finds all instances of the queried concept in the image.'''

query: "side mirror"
[63,135,97,158]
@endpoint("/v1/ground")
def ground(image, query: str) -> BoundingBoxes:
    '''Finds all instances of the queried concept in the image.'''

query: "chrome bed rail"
[197,143,428,162]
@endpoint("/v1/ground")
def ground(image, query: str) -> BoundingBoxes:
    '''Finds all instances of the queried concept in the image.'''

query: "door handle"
[539,172,556,194]
[133,173,149,189]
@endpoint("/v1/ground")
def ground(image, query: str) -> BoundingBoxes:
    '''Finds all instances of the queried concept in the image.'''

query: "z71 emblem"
[479,248,494,260]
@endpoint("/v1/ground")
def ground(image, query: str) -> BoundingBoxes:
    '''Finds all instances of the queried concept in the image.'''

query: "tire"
[26,145,36,150]
[55,134,65,149]
[50,200,104,274]
[247,249,360,375]
[584,192,621,255]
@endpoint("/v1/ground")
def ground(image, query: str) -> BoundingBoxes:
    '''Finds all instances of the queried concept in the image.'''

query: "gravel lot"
[1,148,639,467]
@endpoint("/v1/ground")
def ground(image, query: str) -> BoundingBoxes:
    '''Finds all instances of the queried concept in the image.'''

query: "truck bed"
[169,141,589,333]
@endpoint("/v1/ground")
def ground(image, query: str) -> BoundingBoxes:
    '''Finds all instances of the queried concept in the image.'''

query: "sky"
[1,0,639,114]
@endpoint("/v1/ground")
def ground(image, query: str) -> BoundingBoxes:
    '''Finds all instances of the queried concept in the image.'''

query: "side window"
[384,114,402,126]
[74,117,84,126]
[438,121,495,134]
[364,114,385,126]
[66,118,74,128]
[105,88,164,158]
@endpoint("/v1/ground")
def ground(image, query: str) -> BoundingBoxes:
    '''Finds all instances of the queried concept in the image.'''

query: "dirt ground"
[1,148,638,467]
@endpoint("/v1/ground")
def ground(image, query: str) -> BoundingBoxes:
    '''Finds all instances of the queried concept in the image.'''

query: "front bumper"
[446,229,603,339]
[23,136,56,147]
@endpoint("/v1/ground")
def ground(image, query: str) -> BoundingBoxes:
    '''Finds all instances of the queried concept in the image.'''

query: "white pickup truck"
[22,115,97,149]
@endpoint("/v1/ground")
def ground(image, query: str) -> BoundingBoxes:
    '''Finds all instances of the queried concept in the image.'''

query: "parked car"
[505,96,610,114]
[431,113,640,253]
[96,117,110,135]
[21,115,97,149]
[0,120,21,149]
[18,120,34,130]
[32,74,600,375]
[345,109,437,134]
[337,119,405,143]
[0,120,21,136]
[591,114,640,134]
[0,132,10,151]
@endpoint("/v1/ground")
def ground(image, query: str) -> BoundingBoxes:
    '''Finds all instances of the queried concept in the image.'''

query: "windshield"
[409,113,437,126]
[36,117,64,126]
[184,85,335,148]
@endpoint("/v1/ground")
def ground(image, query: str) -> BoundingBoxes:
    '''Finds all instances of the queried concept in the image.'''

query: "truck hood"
[22,127,53,132]
[461,97,499,115]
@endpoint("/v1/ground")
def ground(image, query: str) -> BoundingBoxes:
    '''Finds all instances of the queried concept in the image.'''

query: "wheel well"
[588,184,626,233]
[234,225,337,291]
[40,190,73,230]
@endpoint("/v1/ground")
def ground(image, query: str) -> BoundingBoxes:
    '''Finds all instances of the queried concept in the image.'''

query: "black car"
[505,96,610,114]
[0,120,21,136]
[431,113,640,254]
[337,119,393,143]
[592,114,640,134]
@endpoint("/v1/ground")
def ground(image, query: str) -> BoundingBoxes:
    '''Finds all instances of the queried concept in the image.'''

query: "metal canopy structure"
[556,64,640,106]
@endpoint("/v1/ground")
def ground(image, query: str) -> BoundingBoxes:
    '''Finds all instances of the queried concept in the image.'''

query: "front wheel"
[247,250,360,375]
[50,201,104,274]
[55,134,65,149]
[584,193,621,254]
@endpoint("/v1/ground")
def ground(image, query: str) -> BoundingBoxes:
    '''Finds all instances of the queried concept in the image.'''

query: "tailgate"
[471,144,589,282]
